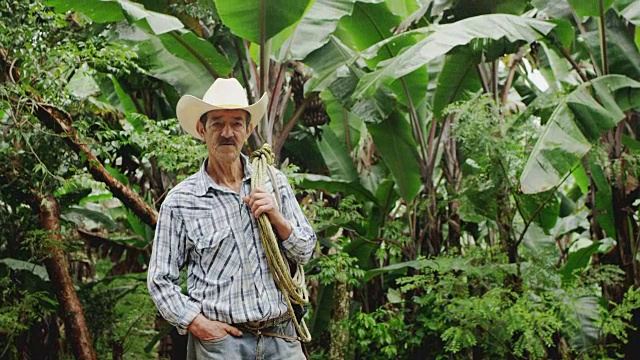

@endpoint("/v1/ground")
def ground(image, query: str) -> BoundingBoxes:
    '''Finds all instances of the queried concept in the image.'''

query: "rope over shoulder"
[250,143,275,165]
[250,143,312,343]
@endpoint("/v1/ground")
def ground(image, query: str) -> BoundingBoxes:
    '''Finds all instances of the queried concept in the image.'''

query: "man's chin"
[212,148,240,161]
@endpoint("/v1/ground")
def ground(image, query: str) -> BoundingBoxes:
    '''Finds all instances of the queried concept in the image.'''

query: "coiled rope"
[250,144,312,342]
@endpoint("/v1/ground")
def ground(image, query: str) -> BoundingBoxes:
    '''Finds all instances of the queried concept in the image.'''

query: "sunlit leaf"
[66,63,100,99]
[520,75,640,193]
[294,174,378,204]
[354,14,556,99]
[278,0,356,61]
[559,238,615,284]
[582,10,640,80]
[215,0,312,43]
[0,258,50,281]
[567,0,615,17]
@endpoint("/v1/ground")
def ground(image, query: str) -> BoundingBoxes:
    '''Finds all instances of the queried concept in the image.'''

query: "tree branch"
[501,47,526,106]
[558,47,589,82]
[273,96,313,157]
[33,104,158,226]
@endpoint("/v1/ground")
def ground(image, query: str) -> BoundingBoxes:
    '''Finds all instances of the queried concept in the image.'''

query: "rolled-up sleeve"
[277,173,316,264]
[147,202,200,335]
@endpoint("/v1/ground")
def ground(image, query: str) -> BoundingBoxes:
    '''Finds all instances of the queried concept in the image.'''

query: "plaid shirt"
[147,154,316,334]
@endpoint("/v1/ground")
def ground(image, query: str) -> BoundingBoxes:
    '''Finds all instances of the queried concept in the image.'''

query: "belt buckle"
[246,320,262,329]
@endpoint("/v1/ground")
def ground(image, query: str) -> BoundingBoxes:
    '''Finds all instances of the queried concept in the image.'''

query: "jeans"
[186,320,305,360]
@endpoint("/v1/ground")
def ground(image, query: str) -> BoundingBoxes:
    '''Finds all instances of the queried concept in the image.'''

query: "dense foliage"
[1,0,640,359]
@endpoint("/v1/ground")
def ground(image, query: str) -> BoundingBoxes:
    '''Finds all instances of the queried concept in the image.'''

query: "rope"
[250,144,312,342]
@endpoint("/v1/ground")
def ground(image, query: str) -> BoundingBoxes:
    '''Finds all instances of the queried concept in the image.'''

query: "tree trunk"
[37,193,97,360]
[328,280,350,360]
[442,117,462,251]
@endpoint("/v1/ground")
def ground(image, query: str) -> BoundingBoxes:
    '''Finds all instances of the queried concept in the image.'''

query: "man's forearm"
[272,214,293,240]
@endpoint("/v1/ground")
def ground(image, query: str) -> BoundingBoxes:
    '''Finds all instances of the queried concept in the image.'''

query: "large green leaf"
[385,0,421,17]
[537,41,579,91]
[119,0,184,34]
[128,29,223,96]
[0,258,50,281]
[432,47,482,120]
[589,160,616,238]
[215,0,312,43]
[582,10,640,80]
[368,111,422,202]
[520,75,640,193]
[45,0,183,34]
[44,0,125,23]
[619,0,640,25]
[559,238,615,284]
[304,36,359,93]
[324,90,363,147]
[278,0,357,61]
[530,0,573,19]
[62,206,119,231]
[294,174,378,204]
[158,31,232,78]
[337,2,429,108]
[568,0,615,17]
[354,14,556,99]
[317,127,359,182]
[363,259,427,282]
[304,37,396,124]
[519,191,560,232]
[564,295,602,351]
[65,63,101,99]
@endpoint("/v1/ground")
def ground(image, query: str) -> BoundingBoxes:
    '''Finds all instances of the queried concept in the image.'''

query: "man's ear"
[196,120,205,139]
[245,126,254,142]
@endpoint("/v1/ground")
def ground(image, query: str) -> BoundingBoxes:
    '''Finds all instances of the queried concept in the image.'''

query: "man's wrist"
[272,215,292,240]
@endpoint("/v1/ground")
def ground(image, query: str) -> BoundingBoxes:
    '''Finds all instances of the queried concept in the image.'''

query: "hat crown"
[202,78,249,107]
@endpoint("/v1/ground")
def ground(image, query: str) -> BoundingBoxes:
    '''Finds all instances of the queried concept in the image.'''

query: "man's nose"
[221,123,233,137]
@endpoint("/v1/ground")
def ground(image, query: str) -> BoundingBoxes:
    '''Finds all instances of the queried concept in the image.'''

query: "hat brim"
[176,93,268,140]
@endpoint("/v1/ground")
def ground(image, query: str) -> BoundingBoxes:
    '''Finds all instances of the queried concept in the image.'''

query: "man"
[147,78,316,359]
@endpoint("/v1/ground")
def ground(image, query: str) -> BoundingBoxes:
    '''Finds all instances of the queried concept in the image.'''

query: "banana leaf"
[354,14,556,99]
[520,75,640,193]
[214,0,312,43]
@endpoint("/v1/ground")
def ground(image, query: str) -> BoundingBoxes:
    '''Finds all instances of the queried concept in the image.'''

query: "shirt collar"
[194,153,253,196]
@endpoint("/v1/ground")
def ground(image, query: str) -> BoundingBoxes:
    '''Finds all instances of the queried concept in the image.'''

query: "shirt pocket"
[186,217,230,248]
[185,217,236,279]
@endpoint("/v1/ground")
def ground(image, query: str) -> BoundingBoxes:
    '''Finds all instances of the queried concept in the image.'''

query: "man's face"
[197,109,250,163]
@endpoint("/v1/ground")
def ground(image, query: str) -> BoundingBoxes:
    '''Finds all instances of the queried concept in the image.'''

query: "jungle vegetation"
[1,0,640,359]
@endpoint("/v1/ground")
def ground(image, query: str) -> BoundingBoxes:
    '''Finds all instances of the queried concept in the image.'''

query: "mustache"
[218,138,236,146]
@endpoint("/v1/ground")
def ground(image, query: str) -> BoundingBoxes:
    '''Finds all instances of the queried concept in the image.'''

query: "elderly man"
[147,78,316,359]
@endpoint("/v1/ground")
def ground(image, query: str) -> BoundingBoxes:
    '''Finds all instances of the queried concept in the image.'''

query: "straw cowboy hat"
[176,78,268,140]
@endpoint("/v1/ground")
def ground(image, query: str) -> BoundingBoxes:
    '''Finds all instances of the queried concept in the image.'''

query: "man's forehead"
[206,109,248,120]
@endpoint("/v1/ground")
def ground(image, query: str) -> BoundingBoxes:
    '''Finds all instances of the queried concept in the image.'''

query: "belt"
[234,312,291,330]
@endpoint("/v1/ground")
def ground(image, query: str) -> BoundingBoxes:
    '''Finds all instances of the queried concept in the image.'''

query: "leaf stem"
[259,0,267,94]
[168,31,219,79]
[599,0,608,75]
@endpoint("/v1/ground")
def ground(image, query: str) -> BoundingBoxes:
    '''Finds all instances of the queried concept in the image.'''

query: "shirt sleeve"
[147,201,200,335]
[276,172,317,264]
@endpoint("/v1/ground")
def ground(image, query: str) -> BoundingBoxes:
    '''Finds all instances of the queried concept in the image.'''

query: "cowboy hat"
[176,78,268,140]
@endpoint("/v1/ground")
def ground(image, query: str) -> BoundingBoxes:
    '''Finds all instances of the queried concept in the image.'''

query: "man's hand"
[243,188,292,240]
[188,314,242,341]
